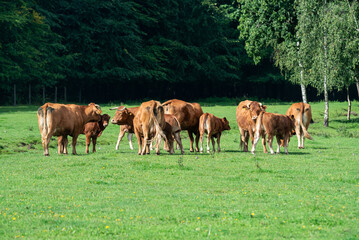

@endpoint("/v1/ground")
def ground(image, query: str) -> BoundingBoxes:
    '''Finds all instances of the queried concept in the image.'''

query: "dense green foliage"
[0,101,358,238]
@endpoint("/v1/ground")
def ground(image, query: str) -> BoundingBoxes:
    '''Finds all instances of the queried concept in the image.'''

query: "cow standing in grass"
[236,100,267,152]
[286,102,313,149]
[82,114,111,153]
[251,112,297,154]
[162,99,203,152]
[199,113,231,153]
[37,103,102,156]
[133,100,167,155]
[110,106,139,150]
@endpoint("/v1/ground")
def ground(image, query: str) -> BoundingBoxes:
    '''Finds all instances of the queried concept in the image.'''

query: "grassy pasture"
[0,100,358,239]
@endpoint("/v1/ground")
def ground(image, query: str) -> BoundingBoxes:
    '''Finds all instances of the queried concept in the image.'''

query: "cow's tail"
[298,105,313,140]
[37,104,49,139]
[173,116,181,133]
[203,113,209,132]
[152,105,167,142]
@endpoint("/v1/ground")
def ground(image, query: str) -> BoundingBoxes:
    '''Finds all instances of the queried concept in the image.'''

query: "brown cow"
[251,112,295,154]
[162,99,203,152]
[286,102,313,149]
[163,114,185,155]
[199,113,231,153]
[133,100,167,155]
[37,103,102,156]
[82,114,111,153]
[236,100,267,152]
[110,106,139,150]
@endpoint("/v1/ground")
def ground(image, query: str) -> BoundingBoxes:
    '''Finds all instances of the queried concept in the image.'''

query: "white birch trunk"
[355,77,359,98]
[347,87,351,120]
[323,11,329,127]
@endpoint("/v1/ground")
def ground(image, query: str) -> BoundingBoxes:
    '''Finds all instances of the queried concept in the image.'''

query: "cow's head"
[110,106,133,125]
[244,101,266,120]
[101,114,111,127]
[222,117,231,130]
[87,103,102,121]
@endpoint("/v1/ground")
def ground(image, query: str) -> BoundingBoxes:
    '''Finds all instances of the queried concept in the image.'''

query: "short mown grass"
[0,100,358,239]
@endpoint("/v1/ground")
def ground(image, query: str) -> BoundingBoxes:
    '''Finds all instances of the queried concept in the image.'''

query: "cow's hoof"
[156,152,160,155]
[181,151,185,155]
[44,153,49,156]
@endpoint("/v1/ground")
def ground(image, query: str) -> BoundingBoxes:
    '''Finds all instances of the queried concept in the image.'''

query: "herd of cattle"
[36,99,313,156]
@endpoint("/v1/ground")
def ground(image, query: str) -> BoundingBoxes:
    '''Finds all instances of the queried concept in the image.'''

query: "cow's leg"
[200,131,204,153]
[115,129,126,150]
[211,136,216,153]
[276,136,281,154]
[72,134,79,155]
[127,133,134,150]
[174,132,184,155]
[249,129,255,152]
[250,131,261,154]
[155,133,162,155]
[295,124,301,149]
[261,133,268,153]
[150,139,154,151]
[62,136,68,154]
[217,133,222,152]
[167,135,174,155]
[188,130,194,152]
[301,134,305,149]
[134,130,142,155]
[267,135,275,154]
[239,128,248,152]
[194,131,200,152]
[85,135,91,154]
[284,135,289,154]
[142,134,149,155]
[58,136,64,154]
[207,133,212,153]
[92,137,97,153]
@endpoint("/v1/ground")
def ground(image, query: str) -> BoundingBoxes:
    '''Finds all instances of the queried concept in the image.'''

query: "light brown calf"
[199,113,231,153]
[110,106,139,150]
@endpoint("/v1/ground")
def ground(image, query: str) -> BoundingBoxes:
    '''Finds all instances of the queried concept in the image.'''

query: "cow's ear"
[223,117,227,121]
[290,115,295,120]
[262,105,267,110]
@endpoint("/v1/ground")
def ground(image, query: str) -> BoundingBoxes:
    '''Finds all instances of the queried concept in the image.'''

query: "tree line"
[1,0,359,126]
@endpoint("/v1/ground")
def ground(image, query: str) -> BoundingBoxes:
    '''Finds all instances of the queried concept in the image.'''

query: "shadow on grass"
[332,118,359,124]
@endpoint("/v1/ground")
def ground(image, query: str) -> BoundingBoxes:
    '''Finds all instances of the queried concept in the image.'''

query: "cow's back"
[162,99,202,131]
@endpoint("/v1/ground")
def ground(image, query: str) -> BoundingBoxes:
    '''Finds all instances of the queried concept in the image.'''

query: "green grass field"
[0,100,358,239]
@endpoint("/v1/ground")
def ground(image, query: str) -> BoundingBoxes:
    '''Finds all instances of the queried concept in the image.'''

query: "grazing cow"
[37,103,102,156]
[162,99,203,152]
[199,113,231,153]
[110,106,139,150]
[82,114,111,153]
[236,100,267,152]
[286,102,313,149]
[163,114,185,155]
[133,100,167,155]
[251,112,296,154]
